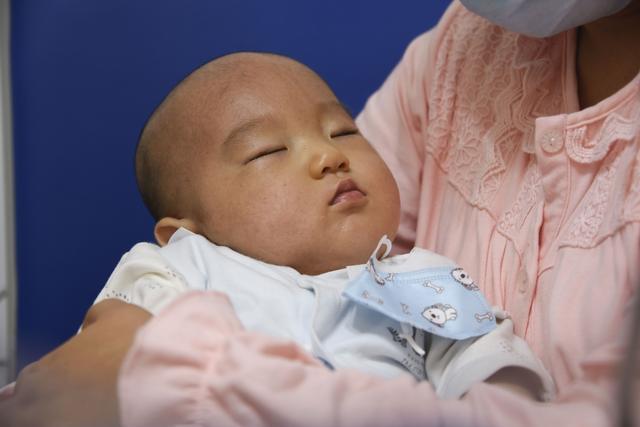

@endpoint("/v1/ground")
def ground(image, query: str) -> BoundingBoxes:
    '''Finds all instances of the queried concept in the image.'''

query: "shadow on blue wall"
[11,0,451,369]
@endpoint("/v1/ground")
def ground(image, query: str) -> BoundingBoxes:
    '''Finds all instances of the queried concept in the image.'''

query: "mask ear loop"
[366,235,393,285]
[371,235,392,261]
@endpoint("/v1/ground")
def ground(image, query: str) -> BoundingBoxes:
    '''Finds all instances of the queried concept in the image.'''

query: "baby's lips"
[330,178,366,205]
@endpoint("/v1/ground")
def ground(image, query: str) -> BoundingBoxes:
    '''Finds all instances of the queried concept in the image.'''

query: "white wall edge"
[0,0,17,382]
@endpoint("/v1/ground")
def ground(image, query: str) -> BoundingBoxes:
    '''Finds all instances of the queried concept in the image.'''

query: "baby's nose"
[308,143,350,179]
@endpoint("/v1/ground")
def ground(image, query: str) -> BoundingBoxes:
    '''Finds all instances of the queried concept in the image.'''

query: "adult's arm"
[0,299,151,427]
[119,291,623,427]
[355,19,440,254]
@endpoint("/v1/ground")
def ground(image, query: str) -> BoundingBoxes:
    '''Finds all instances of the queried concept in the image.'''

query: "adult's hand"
[0,299,151,427]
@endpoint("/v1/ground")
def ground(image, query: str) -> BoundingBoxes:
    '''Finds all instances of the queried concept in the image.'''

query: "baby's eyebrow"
[337,101,354,118]
[222,115,273,147]
[321,100,354,119]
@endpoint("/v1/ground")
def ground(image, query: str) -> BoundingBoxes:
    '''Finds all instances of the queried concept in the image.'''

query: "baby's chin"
[294,251,372,276]
[296,261,355,276]
[286,229,398,275]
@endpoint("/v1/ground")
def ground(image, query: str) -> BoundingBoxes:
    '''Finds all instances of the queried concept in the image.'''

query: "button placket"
[535,115,570,259]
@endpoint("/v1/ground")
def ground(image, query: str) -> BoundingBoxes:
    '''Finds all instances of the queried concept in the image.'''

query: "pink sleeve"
[119,292,622,427]
[355,2,452,254]
[356,31,431,253]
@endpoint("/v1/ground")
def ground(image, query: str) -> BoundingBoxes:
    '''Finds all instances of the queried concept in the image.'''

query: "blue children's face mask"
[343,237,496,341]
[459,0,631,38]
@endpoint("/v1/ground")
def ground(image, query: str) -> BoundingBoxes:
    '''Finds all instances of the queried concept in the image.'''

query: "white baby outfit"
[95,228,554,399]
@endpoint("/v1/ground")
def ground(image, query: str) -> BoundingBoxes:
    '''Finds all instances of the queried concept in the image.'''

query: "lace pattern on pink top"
[563,150,623,248]
[426,6,640,250]
[562,145,640,249]
[496,161,542,241]
[562,89,640,248]
[566,95,640,164]
[424,8,563,209]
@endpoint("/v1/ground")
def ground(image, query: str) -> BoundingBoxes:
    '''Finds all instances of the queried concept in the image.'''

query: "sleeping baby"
[94,52,554,400]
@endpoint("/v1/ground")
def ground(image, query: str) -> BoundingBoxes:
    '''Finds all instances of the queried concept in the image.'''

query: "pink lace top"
[358,0,640,393]
[118,3,640,426]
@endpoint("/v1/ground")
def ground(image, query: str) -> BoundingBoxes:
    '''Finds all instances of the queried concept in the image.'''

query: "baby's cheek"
[235,185,309,258]
[378,170,401,225]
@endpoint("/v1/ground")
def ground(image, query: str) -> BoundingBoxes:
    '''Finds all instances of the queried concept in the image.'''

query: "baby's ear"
[154,217,199,246]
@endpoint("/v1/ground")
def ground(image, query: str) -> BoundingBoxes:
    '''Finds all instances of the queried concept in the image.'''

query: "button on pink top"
[118,2,640,426]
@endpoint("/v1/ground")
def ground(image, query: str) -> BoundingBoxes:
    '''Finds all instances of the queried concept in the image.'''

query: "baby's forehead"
[193,55,332,105]
[157,54,340,154]
[196,72,336,123]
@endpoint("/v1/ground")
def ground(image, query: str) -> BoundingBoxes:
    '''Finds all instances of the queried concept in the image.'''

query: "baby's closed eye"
[330,128,359,139]
[246,146,287,163]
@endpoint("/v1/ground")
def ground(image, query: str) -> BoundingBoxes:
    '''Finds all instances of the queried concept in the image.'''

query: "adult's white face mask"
[459,0,632,37]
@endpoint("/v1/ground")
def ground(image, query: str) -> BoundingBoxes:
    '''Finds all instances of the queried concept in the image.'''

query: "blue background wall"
[11,0,451,370]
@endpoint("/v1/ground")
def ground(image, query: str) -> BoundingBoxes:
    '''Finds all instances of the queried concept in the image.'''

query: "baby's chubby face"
[162,55,400,274]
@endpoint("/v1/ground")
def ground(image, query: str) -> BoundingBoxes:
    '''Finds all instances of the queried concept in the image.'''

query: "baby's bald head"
[135,52,320,221]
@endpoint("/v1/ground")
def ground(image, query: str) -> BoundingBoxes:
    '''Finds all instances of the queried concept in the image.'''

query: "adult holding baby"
[2,0,639,426]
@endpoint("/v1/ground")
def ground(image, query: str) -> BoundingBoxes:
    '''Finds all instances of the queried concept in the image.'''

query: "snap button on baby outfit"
[540,130,564,153]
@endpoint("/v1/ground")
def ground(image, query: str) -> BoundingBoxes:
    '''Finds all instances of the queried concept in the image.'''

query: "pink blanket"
[119,291,617,427]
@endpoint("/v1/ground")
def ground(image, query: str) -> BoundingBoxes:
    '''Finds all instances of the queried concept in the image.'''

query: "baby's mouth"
[330,179,366,206]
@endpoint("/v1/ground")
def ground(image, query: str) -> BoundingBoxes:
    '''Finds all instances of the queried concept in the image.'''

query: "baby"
[95,52,553,399]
